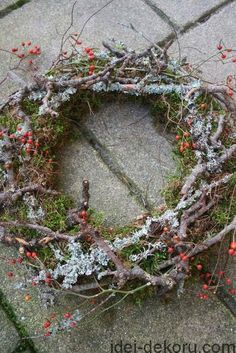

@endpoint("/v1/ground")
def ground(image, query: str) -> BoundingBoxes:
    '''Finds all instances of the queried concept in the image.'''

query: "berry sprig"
[10,40,41,66]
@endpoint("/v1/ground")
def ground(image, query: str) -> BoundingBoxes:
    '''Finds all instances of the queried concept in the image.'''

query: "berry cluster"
[228,241,236,256]
[175,131,196,153]
[11,40,41,65]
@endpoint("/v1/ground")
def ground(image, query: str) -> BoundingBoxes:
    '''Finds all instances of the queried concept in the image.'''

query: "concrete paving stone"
[146,0,226,27]
[0,0,171,102]
[83,99,176,208]
[0,232,236,353]
[58,132,143,226]
[169,1,236,84]
[0,306,20,353]
[0,0,16,11]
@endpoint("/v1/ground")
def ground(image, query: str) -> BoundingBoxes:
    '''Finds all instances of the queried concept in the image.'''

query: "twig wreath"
[0,35,236,333]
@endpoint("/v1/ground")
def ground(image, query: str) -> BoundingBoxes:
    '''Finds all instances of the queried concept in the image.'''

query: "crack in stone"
[73,121,154,212]
[142,0,180,32]
[180,0,236,34]
[0,0,31,19]
[0,288,38,353]
[155,0,236,47]
[146,0,236,47]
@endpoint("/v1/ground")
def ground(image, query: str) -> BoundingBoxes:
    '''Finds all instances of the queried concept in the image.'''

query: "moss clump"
[211,172,236,229]
[149,93,182,128]
[161,174,182,208]
[42,194,74,231]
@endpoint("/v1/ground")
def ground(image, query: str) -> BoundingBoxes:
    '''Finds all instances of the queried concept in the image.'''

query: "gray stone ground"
[0,307,20,353]
[0,1,236,352]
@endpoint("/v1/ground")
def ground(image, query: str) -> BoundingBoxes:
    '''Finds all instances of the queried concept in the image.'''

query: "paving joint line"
[179,0,236,35]
[71,120,153,211]
[142,0,180,32]
[0,287,38,353]
[156,0,236,47]
[0,0,31,20]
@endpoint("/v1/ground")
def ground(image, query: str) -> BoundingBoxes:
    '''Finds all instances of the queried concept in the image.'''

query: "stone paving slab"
[1,244,235,353]
[169,1,236,84]
[59,132,143,226]
[0,0,170,102]
[0,0,16,11]
[145,0,227,27]
[82,99,176,208]
[0,306,20,353]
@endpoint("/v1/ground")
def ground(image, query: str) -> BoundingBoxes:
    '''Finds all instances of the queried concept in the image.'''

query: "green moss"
[141,250,167,274]
[161,174,182,208]
[211,173,236,228]
[0,111,19,133]
[88,208,105,228]
[149,93,182,128]
[21,100,39,115]
[42,194,74,231]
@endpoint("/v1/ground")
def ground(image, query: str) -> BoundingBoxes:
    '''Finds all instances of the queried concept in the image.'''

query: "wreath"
[0,36,235,334]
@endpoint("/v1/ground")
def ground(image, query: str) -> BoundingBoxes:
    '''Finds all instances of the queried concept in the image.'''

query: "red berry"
[26,251,32,258]
[226,48,232,52]
[230,241,236,250]
[232,58,236,63]
[226,278,232,286]
[80,210,87,219]
[217,270,225,277]
[27,131,33,136]
[183,142,190,148]
[43,321,51,329]
[17,53,25,59]
[7,271,14,277]
[229,288,236,295]
[85,47,91,53]
[163,226,168,232]
[11,48,18,52]
[17,256,23,264]
[89,65,95,71]
[202,284,208,290]
[221,53,227,59]
[228,248,234,256]
[64,313,71,319]
[196,264,203,271]
[21,42,25,46]
[32,281,37,286]
[167,247,174,254]
[175,135,181,140]
[31,252,37,258]
[44,332,51,337]
[27,41,32,46]
[227,89,234,97]
[217,44,223,50]
[28,59,33,65]
[76,40,82,45]
[183,131,190,137]
[182,255,189,262]
[70,321,77,327]
[27,139,33,145]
